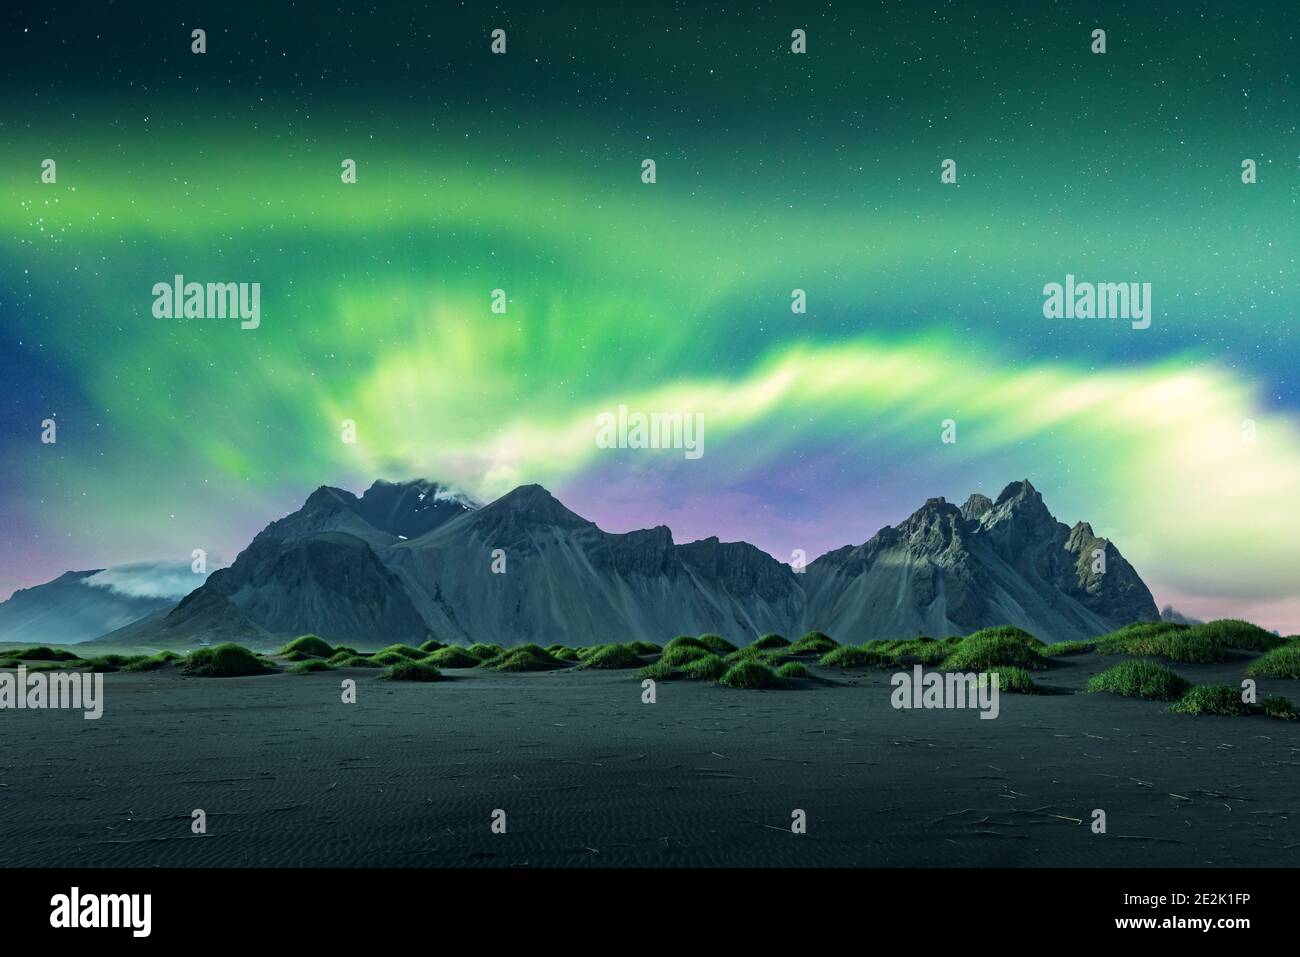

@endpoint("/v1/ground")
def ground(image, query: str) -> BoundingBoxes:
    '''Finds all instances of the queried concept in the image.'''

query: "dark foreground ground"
[1,654,1297,867]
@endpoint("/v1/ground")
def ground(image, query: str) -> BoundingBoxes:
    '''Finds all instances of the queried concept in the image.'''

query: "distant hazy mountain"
[87,477,1158,649]
[1160,604,1203,626]
[0,563,205,645]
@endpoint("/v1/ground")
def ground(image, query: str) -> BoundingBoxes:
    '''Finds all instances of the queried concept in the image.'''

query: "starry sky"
[1,2,1297,631]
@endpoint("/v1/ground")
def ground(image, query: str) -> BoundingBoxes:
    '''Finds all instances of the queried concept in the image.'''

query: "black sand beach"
[2,653,1297,868]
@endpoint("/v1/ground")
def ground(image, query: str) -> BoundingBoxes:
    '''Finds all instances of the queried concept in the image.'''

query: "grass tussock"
[1084,660,1190,701]
[1247,643,1300,679]
[751,633,791,651]
[373,644,426,661]
[1184,619,1285,652]
[579,643,645,670]
[424,646,482,668]
[7,646,80,661]
[696,634,737,655]
[276,635,334,658]
[418,639,445,653]
[776,661,814,679]
[635,661,676,681]
[123,650,182,672]
[725,646,786,665]
[719,659,779,689]
[379,660,444,682]
[681,653,728,681]
[975,666,1038,694]
[663,636,708,654]
[1262,696,1299,721]
[181,643,272,678]
[466,643,507,661]
[1044,640,1097,656]
[331,654,380,668]
[78,654,127,672]
[660,644,712,667]
[939,630,1049,671]
[368,650,416,666]
[788,631,838,656]
[1095,622,1230,663]
[289,659,332,674]
[820,646,893,669]
[1169,684,1256,716]
[885,637,948,665]
[486,645,564,672]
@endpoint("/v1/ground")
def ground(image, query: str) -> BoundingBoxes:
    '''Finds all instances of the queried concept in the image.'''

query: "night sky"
[1,2,1297,630]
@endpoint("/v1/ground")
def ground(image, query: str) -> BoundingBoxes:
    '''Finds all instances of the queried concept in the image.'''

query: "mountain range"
[4,478,1160,649]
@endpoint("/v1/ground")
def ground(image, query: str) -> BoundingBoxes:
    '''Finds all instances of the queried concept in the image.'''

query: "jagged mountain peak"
[995,478,1040,505]
[481,484,592,528]
[960,493,994,520]
[303,485,358,509]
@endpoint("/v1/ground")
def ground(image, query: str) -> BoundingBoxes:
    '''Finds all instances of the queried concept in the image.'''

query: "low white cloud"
[83,560,220,600]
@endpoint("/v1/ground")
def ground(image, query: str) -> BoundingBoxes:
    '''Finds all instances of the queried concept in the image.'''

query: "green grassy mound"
[1184,619,1285,652]
[1085,660,1189,701]
[424,646,482,668]
[663,636,708,654]
[940,632,1049,671]
[369,651,415,666]
[695,634,737,655]
[418,639,445,653]
[181,643,272,678]
[7,646,80,661]
[627,640,664,656]
[1247,643,1300,679]
[788,631,839,656]
[886,638,948,665]
[276,635,334,658]
[681,653,728,681]
[1169,684,1256,716]
[820,646,892,669]
[751,633,791,651]
[76,653,133,672]
[379,660,444,681]
[975,666,1038,694]
[373,644,426,661]
[1044,640,1097,656]
[546,645,583,661]
[1095,622,1230,663]
[660,644,712,667]
[776,661,814,679]
[719,660,779,689]
[961,625,1046,647]
[635,661,676,681]
[332,655,381,668]
[465,642,507,661]
[289,659,332,674]
[486,645,565,672]
[579,643,644,670]
[123,651,182,672]
[725,645,785,664]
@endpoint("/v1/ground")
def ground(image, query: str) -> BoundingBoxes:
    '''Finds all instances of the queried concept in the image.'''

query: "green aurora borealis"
[1,2,1297,630]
